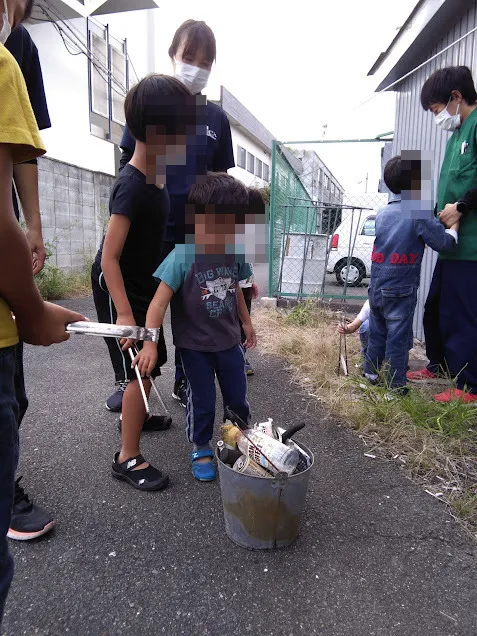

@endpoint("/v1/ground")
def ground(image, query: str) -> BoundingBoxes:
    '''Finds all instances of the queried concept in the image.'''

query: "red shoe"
[406,368,437,381]
[434,388,477,403]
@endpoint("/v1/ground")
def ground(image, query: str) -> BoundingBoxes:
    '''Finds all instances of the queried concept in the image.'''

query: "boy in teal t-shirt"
[133,173,260,482]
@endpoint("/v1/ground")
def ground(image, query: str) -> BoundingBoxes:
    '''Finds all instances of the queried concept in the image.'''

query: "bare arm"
[337,317,363,334]
[145,282,174,329]
[100,214,133,321]
[0,146,85,345]
[237,287,256,349]
[0,147,45,320]
[13,161,46,274]
[132,282,174,376]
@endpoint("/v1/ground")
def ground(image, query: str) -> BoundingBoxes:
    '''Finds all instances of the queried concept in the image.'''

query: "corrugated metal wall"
[391,2,477,341]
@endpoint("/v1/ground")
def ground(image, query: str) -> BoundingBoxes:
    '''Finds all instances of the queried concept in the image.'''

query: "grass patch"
[36,241,93,300]
[254,303,477,534]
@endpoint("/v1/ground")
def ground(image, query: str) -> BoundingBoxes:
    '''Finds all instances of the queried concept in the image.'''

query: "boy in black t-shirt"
[91,74,199,491]
[116,19,235,413]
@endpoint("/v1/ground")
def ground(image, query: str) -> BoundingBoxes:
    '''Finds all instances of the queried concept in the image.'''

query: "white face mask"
[435,98,461,132]
[174,60,210,95]
[0,0,11,45]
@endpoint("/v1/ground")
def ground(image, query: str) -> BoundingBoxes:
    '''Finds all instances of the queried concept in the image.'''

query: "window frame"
[237,145,246,169]
[90,30,109,119]
[246,152,255,174]
[87,18,129,144]
[110,43,128,126]
[263,163,269,182]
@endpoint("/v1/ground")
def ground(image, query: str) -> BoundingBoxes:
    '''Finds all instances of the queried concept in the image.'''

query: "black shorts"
[91,262,167,381]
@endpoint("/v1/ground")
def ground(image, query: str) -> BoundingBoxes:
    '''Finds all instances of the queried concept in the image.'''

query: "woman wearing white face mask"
[111,21,235,414]
[407,66,477,403]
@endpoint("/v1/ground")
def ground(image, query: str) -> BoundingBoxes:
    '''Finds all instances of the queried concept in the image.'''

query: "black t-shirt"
[95,164,170,295]
[119,99,235,247]
[6,25,51,220]
[6,25,51,131]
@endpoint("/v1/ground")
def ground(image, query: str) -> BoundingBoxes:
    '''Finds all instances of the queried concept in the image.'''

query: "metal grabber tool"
[337,310,349,377]
[66,321,170,417]
[127,344,169,416]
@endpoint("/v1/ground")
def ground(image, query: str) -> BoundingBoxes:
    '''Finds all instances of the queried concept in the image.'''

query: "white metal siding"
[391,2,477,340]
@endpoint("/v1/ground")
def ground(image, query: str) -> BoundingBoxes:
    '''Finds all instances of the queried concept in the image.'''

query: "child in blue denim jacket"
[364,154,459,392]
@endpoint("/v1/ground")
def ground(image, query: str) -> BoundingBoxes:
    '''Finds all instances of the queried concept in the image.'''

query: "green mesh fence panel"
[269,140,390,302]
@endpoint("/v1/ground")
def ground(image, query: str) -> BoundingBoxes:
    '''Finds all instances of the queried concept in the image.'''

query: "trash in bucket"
[217,413,314,550]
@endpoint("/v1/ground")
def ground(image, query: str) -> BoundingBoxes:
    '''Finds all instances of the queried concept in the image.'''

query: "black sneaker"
[172,378,187,408]
[105,380,129,412]
[111,453,170,492]
[117,413,172,432]
[7,477,56,541]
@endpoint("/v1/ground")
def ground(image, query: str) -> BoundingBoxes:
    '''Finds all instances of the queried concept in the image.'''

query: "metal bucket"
[217,442,314,550]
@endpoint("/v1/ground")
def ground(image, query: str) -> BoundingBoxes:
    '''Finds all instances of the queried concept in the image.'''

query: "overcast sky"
[151,0,420,193]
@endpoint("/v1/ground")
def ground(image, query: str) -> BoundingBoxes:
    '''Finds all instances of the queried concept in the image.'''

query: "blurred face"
[5,0,30,30]
[194,213,238,254]
[172,39,213,73]
[145,125,187,184]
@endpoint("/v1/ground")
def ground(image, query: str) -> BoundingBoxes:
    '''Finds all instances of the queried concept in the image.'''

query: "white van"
[326,213,376,286]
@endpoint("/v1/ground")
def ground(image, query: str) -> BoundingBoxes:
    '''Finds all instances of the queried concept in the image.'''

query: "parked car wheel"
[335,258,366,287]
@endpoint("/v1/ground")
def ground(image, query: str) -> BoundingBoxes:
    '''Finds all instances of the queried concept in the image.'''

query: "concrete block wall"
[37,157,115,271]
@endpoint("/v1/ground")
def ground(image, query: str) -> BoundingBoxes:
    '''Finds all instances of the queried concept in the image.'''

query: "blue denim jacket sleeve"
[415,218,457,253]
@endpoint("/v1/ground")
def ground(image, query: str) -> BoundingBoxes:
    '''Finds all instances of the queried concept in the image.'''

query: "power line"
[36,2,130,97]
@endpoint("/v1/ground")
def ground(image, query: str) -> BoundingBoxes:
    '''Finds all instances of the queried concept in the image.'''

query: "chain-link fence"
[269,139,392,304]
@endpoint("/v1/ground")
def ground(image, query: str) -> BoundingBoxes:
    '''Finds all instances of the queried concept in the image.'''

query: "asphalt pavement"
[3,296,477,636]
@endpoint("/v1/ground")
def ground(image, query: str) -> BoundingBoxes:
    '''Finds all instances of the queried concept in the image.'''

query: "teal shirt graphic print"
[196,264,241,319]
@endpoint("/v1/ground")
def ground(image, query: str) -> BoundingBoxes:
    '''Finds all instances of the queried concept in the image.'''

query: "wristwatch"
[456,201,468,214]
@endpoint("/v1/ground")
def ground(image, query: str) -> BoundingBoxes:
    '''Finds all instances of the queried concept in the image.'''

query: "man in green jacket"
[407,66,477,403]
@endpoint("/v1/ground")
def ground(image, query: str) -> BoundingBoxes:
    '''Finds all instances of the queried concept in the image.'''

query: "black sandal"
[111,453,170,491]
[117,414,172,433]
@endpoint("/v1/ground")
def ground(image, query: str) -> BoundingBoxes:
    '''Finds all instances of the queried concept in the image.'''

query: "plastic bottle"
[231,428,299,475]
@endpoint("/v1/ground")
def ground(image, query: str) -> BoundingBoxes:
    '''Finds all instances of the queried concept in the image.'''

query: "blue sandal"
[191,449,216,482]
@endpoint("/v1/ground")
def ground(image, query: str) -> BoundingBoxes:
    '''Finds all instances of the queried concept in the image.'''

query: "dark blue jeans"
[0,346,20,627]
[365,284,417,388]
[179,345,251,447]
[424,260,477,392]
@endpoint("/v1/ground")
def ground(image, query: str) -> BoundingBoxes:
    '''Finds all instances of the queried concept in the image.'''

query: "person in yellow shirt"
[0,0,85,624]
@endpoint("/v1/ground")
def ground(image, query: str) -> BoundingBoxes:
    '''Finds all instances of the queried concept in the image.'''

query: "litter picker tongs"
[127,345,168,416]
[337,311,349,377]
[66,321,161,343]
[66,321,168,416]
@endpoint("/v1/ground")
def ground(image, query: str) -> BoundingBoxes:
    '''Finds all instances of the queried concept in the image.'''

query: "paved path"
[3,297,477,636]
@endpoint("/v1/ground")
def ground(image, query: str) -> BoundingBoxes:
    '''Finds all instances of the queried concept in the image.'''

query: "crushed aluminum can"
[232,455,272,478]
